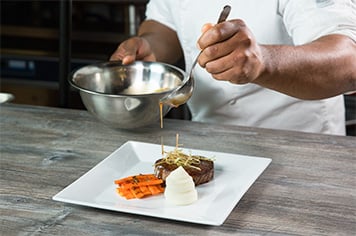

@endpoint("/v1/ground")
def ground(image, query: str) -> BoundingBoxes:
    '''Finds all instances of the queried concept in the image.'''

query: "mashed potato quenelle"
[164,166,198,205]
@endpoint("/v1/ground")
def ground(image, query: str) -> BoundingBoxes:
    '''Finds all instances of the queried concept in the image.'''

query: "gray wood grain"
[1,104,355,236]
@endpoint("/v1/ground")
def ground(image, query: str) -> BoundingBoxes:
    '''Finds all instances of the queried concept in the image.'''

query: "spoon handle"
[217,5,231,23]
[190,5,231,71]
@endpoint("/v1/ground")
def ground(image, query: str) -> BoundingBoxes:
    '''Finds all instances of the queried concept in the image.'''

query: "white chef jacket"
[146,0,356,135]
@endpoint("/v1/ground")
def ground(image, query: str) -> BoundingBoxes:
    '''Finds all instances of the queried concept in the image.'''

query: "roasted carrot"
[139,185,152,196]
[114,173,165,200]
[148,185,164,195]
[117,188,135,199]
[118,179,163,189]
[114,174,161,185]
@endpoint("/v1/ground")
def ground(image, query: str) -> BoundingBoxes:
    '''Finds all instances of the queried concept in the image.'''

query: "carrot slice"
[114,174,159,185]
[114,173,165,200]
[148,185,164,195]
[117,188,135,199]
[139,185,152,196]
[130,187,145,198]
[119,179,163,189]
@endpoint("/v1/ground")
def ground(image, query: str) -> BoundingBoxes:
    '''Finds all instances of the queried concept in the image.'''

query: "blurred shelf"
[0,0,148,108]
[1,0,147,60]
[2,25,128,43]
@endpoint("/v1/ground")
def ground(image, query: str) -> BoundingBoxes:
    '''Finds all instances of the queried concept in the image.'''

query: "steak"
[154,156,214,186]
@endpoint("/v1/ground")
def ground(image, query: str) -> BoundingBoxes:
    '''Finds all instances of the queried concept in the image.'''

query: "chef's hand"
[110,36,156,64]
[197,20,266,84]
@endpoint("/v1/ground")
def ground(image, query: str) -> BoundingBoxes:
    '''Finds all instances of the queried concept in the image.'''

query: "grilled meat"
[154,156,214,186]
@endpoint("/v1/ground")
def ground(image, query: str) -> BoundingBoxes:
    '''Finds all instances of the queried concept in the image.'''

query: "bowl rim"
[68,60,187,97]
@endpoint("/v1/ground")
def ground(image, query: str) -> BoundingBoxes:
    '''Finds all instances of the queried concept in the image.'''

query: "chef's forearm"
[138,20,183,64]
[257,34,356,99]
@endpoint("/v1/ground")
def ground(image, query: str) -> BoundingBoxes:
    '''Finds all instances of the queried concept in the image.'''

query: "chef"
[110,0,356,135]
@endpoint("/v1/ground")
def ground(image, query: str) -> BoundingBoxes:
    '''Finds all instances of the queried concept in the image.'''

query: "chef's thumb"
[122,55,136,65]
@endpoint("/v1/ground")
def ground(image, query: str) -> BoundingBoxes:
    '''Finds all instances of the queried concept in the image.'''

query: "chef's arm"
[257,34,356,99]
[198,20,356,100]
[138,20,183,64]
[110,20,183,65]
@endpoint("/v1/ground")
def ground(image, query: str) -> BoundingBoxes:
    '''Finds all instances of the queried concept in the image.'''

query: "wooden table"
[1,104,355,235]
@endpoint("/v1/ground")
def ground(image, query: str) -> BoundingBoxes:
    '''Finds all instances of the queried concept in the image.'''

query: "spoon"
[160,5,231,107]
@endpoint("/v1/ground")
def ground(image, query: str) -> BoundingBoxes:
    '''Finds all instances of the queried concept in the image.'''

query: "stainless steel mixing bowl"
[69,61,186,129]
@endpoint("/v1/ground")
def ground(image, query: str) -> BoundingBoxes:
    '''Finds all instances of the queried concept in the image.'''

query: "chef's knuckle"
[232,19,246,28]
[206,45,219,57]
[243,35,253,47]
[232,52,247,64]
[211,27,224,41]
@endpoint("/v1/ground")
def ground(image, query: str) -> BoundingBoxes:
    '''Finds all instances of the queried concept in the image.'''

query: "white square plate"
[53,141,271,226]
